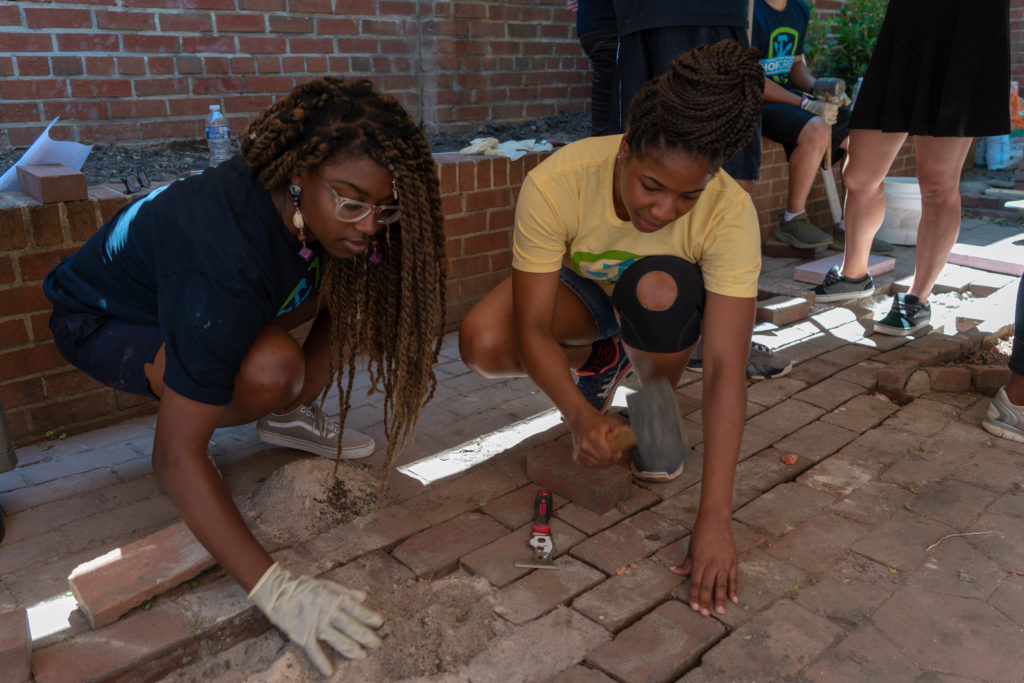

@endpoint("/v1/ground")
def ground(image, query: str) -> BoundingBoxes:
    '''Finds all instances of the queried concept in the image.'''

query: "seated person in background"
[754,0,889,253]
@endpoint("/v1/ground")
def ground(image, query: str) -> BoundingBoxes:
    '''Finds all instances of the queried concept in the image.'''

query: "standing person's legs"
[812,128,905,302]
[905,136,974,302]
[579,25,619,137]
[983,276,1024,442]
[840,129,907,279]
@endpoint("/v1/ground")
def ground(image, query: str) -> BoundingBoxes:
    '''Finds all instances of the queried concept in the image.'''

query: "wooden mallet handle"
[606,426,636,451]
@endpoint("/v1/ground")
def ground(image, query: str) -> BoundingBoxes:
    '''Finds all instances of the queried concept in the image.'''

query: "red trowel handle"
[530,490,553,536]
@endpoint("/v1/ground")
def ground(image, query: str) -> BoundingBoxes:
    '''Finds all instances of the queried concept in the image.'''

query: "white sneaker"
[983,386,1024,444]
[256,403,376,459]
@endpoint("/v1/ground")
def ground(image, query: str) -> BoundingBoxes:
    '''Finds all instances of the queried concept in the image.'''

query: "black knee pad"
[612,255,704,353]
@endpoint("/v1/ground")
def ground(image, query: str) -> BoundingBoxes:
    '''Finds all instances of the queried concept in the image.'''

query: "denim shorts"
[49,309,163,398]
[558,265,620,341]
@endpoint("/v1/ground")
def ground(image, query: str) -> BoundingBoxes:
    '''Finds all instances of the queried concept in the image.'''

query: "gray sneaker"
[812,265,875,302]
[257,403,376,459]
[747,342,792,380]
[687,340,792,381]
[775,212,832,249]
[983,386,1024,443]
[873,292,930,336]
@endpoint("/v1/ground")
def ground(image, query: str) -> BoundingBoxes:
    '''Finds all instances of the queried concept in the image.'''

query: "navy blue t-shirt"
[43,156,320,406]
[753,0,810,89]
[614,0,749,37]
[577,0,616,35]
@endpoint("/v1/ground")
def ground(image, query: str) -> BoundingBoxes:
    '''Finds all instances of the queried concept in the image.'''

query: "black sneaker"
[812,265,875,302]
[575,336,632,414]
[873,293,930,336]
[687,340,792,381]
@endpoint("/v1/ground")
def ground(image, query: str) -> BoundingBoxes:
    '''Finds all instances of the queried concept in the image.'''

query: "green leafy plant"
[805,0,887,86]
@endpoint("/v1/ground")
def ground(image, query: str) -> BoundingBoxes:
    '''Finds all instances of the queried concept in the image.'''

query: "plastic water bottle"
[205,104,231,167]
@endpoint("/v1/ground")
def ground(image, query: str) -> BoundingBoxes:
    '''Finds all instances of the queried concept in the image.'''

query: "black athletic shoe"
[873,293,930,336]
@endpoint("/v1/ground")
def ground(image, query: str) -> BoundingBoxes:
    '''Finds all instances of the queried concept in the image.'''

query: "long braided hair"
[625,40,764,169]
[241,77,448,495]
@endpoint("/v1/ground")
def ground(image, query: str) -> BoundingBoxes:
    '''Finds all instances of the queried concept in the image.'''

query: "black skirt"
[850,0,1011,137]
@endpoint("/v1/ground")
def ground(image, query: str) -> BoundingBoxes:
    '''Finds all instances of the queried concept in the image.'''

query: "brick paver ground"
[1,216,1022,681]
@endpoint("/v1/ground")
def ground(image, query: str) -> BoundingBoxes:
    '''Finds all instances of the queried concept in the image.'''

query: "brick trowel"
[514,490,559,570]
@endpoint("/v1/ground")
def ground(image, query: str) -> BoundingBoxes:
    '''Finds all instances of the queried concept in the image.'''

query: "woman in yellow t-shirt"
[459,40,765,618]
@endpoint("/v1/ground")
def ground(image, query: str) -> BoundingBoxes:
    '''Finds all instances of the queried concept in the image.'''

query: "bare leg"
[459,276,598,378]
[787,117,830,215]
[906,136,973,303]
[840,129,907,279]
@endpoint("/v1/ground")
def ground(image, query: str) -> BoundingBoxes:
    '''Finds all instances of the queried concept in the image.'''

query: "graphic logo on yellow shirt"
[572,249,638,283]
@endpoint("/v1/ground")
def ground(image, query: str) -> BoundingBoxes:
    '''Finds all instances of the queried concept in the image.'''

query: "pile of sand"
[240,457,381,548]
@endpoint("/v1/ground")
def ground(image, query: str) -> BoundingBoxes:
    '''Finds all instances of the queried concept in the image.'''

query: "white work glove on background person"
[800,96,840,124]
[248,563,384,677]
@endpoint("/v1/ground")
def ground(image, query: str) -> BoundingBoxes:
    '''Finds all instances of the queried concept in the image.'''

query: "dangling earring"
[289,184,313,262]
[368,238,382,264]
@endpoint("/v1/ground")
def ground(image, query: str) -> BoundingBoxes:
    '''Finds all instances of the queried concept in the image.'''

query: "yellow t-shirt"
[512,135,761,298]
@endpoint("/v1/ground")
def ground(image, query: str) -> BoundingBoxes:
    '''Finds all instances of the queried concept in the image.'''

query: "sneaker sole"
[813,287,875,303]
[774,230,831,250]
[872,320,929,336]
[630,460,685,482]
[982,418,1024,443]
[748,363,793,381]
[256,426,376,460]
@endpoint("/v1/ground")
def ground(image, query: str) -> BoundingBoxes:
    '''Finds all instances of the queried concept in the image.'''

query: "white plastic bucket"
[878,176,921,246]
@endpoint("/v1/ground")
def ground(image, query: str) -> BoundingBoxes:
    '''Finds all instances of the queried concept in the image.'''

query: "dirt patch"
[953,336,1014,367]
[0,110,590,188]
[169,574,510,682]
[240,457,380,548]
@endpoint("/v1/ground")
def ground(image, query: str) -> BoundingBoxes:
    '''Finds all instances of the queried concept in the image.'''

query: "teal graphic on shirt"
[572,249,638,283]
[761,26,800,86]
[278,255,321,315]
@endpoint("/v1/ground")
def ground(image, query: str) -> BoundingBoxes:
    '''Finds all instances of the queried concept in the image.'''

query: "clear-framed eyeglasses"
[317,175,401,225]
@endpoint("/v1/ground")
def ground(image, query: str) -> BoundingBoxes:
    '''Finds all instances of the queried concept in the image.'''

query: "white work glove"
[812,77,853,106]
[800,96,840,124]
[248,563,384,677]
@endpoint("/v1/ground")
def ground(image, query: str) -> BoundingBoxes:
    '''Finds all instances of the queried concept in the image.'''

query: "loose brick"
[390,512,507,578]
[493,555,605,625]
[572,559,684,633]
[570,511,687,575]
[970,365,1012,395]
[553,484,661,536]
[460,518,586,587]
[0,608,30,683]
[68,521,215,629]
[526,440,632,515]
[793,252,895,285]
[585,600,725,682]
[924,366,972,393]
[16,164,88,203]
[755,295,812,327]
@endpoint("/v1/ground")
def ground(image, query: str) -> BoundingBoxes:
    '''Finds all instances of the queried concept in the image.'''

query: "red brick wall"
[0,152,534,445]
[0,0,588,147]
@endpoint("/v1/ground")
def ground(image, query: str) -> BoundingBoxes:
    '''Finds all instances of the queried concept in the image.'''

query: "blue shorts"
[559,265,621,341]
[49,309,163,398]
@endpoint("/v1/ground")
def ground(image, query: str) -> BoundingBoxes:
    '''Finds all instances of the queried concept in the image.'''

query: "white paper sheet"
[0,117,93,193]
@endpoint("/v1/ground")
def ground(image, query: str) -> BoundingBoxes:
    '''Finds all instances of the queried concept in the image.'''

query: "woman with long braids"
[460,40,763,617]
[43,78,447,675]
